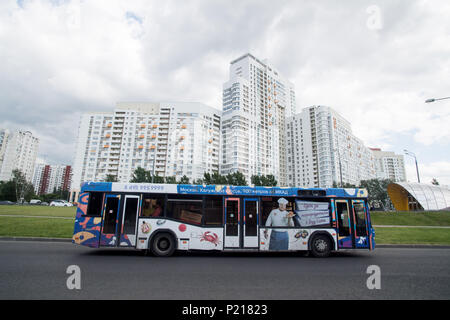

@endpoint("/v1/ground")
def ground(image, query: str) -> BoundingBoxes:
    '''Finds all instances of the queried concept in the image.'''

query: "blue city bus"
[72,182,375,257]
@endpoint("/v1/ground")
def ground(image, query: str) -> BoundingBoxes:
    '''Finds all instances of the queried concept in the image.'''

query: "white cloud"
[0,0,448,172]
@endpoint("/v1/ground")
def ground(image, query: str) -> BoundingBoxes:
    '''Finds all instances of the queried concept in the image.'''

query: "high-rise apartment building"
[370,148,406,182]
[70,102,221,200]
[32,164,72,195]
[0,129,10,172]
[0,129,39,182]
[220,53,296,186]
[286,106,376,188]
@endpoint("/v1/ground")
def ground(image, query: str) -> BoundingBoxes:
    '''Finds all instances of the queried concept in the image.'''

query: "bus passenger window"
[86,192,103,216]
[261,197,296,227]
[294,199,331,227]
[141,195,165,217]
[166,195,203,225]
[204,196,223,225]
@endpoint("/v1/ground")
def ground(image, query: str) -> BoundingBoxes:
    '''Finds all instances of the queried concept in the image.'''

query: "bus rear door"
[224,197,259,249]
[119,195,140,247]
[351,200,370,248]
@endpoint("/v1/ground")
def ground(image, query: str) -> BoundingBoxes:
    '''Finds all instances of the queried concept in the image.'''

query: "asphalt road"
[0,241,449,300]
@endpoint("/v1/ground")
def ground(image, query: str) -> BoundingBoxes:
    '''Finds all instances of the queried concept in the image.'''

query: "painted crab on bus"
[199,231,220,246]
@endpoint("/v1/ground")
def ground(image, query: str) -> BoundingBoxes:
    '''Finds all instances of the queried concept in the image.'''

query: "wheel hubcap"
[316,239,327,252]
[158,238,169,251]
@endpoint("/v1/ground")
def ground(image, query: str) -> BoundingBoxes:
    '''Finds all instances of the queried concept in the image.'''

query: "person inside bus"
[264,198,295,250]
[151,200,163,217]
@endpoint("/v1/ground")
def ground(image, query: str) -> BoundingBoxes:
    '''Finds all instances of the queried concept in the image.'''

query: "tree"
[431,178,439,186]
[153,175,165,183]
[104,174,118,182]
[12,170,35,203]
[226,172,247,186]
[130,167,149,183]
[252,174,277,186]
[0,181,16,202]
[261,174,277,186]
[178,175,190,184]
[211,171,227,184]
[203,172,213,185]
[359,179,393,210]
[165,176,177,184]
[251,175,261,186]
[342,182,357,188]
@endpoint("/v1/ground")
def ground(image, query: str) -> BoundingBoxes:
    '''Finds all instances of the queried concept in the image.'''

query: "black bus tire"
[150,232,176,257]
[310,234,332,258]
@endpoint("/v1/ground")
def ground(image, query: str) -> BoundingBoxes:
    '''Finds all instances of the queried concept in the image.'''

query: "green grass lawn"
[0,216,74,238]
[371,210,450,226]
[374,227,450,245]
[0,205,76,218]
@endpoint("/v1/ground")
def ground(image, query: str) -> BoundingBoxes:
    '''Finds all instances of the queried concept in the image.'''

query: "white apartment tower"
[370,148,406,182]
[0,129,39,182]
[221,53,296,186]
[286,106,376,188]
[70,102,221,199]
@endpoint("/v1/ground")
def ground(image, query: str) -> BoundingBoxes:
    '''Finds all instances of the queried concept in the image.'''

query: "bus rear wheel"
[150,233,176,257]
[310,234,332,258]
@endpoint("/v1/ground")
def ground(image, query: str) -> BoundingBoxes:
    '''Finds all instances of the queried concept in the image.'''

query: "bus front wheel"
[150,232,176,257]
[310,234,332,258]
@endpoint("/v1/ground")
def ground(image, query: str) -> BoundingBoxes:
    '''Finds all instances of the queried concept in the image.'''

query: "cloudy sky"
[1,0,449,184]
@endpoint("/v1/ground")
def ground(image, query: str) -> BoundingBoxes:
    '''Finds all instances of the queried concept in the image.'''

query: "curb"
[0,236,71,243]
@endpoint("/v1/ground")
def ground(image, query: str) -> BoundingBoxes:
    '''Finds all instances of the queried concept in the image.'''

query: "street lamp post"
[404,149,420,183]
[425,96,450,103]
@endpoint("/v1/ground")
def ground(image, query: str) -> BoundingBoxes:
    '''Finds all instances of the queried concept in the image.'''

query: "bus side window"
[260,197,296,226]
[166,195,203,225]
[141,195,165,217]
[86,192,103,216]
[204,196,223,225]
[260,197,275,225]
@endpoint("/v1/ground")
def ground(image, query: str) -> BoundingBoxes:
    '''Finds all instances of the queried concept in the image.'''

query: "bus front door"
[119,195,140,247]
[100,194,121,247]
[336,199,371,249]
[224,197,259,249]
[351,200,370,248]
